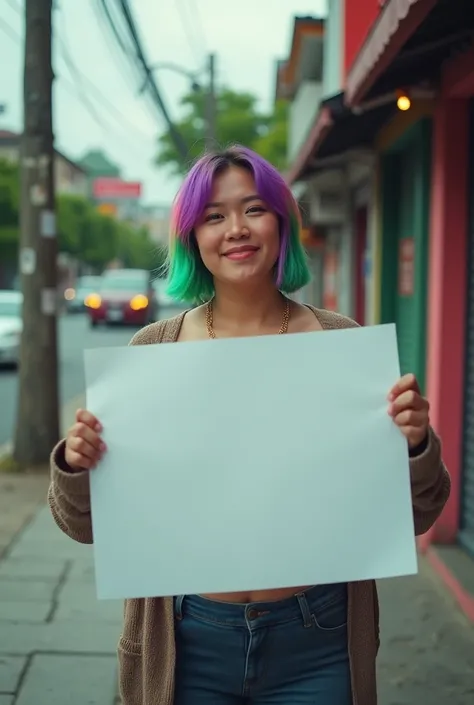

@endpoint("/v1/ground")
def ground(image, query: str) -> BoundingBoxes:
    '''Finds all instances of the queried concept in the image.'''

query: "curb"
[0,392,86,463]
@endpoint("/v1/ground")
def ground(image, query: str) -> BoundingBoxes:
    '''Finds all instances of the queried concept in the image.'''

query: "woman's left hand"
[388,373,430,449]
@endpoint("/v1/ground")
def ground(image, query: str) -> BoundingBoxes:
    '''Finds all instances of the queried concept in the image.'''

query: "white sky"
[0,0,327,205]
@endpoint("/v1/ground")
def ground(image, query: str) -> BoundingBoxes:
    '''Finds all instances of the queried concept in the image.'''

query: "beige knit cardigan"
[48,307,451,705]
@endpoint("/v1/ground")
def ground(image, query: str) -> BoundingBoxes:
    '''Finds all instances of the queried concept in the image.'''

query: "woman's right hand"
[65,409,107,472]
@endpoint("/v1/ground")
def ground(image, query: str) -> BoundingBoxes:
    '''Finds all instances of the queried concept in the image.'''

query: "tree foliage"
[0,159,20,248]
[0,159,163,272]
[156,88,289,175]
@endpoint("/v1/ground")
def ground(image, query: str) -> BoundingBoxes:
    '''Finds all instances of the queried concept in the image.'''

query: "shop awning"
[285,93,395,185]
[345,0,437,107]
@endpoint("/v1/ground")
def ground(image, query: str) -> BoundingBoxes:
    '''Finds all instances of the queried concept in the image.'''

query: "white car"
[0,290,22,367]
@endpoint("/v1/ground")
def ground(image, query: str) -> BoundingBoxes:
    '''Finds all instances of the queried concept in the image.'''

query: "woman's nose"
[226,218,250,239]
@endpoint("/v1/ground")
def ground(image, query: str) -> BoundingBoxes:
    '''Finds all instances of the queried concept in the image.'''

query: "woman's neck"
[211,282,286,334]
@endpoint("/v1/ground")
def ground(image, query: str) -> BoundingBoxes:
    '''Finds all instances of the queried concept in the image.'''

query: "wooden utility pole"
[13,0,60,467]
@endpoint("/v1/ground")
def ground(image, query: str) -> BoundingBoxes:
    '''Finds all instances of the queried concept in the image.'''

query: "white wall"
[322,0,343,98]
[288,80,322,162]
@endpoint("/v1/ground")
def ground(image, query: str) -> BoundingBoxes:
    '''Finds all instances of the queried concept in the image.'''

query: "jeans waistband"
[174,583,347,629]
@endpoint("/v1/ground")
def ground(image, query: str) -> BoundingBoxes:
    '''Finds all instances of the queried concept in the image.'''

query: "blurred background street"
[0,306,186,449]
[0,0,474,702]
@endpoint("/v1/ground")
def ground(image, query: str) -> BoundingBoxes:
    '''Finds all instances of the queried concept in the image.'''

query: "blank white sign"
[85,323,417,600]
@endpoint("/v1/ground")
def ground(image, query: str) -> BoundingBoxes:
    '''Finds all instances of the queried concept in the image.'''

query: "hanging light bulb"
[396,91,411,111]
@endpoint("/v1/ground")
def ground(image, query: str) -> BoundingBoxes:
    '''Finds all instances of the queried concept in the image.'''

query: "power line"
[0,14,155,160]
[103,0,188,164]
[175,0,206,65]
[0,15,21,43]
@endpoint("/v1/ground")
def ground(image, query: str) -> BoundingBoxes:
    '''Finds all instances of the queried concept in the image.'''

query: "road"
[0,308,185,448]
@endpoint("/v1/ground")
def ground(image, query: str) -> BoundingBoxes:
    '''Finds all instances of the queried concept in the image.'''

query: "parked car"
[0,290,22,367]
[64,275,103,313]
[152,277,194,317]
[85,269,157,327]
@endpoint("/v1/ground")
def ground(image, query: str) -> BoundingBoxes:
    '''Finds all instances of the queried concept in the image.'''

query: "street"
[0,309,185,448]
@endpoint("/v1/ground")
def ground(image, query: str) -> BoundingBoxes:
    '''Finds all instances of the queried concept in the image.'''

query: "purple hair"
[166,145,310,302]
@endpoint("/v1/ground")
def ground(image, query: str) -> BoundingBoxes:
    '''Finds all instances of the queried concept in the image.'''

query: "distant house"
[138,204,170,246]
[0,130,88,198]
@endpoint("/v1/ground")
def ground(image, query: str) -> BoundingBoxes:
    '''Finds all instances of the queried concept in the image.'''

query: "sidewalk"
[0,395,122,705]
[1,507,473,705]
[0,395,473,703]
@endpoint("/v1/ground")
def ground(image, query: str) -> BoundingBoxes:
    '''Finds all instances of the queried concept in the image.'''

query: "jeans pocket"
[312,590,348,631]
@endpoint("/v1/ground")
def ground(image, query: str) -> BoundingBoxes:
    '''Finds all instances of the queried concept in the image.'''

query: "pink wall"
[425,91,469,545]
[343,0,380,79]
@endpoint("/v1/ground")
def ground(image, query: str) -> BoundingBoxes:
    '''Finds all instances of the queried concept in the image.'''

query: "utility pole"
[205,53,217,150]
[13,0,59,467]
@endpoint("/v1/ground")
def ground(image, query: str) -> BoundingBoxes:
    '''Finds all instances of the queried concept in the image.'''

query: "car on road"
[64,275,103,313]
[0,290,22,367]
[85,269,157,327]
[152,277,194,317]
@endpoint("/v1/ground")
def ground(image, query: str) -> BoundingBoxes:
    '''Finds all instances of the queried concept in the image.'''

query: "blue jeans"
[174,583,351,704]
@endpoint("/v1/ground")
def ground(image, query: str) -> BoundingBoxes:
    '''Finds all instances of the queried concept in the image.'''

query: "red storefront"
[346,0,474,621]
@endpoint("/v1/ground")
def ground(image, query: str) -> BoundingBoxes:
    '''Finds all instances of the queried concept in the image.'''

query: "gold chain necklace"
[205,297,291,339]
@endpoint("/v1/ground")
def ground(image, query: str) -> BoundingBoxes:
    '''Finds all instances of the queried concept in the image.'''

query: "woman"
[49,145,450,705]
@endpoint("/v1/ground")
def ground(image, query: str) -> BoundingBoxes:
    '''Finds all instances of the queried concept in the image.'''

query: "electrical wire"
[0,13,155,161]
[109,0,189,163]
[175,0,206,65]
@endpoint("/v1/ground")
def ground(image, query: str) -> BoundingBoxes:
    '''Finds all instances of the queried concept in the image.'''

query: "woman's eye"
[247,206,265,214]
[205,213,222,222]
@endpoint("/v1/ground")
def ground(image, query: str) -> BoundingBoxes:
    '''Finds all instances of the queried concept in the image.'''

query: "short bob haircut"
[165,145,311,303]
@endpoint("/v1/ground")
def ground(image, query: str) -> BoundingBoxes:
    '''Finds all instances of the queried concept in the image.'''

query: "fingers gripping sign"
[65,409,107,472]
[387,373,430,450]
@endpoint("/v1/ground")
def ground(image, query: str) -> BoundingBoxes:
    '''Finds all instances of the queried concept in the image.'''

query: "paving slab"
[0,557,67,582]
[377,560,474,704]
[0,581,55,602]
[54,581,122,624]
[0,474,49,560]
[15,653,117,705]
[0,620,119,655]
[7,506,91,558]
[67,558,96,583]
[0,696,14,705]
[0,601,51,623]
[0,655,26,693]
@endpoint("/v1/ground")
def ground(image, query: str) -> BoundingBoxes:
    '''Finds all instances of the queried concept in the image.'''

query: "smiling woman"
[165,146,310,304]
[48,144,450,705]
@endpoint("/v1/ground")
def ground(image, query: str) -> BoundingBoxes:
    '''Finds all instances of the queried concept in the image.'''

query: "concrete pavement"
[1,505,473,704]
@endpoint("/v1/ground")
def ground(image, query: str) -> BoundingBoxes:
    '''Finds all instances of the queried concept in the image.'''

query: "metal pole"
[14,0,60,466]
[205,53,217,150]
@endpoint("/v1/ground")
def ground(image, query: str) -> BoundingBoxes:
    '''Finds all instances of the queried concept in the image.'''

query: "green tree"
[0,157,162,274]
[156,88,289,175]
[0,159,19,252]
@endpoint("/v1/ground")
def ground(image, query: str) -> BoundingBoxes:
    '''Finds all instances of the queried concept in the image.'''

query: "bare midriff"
[201,586,314,603]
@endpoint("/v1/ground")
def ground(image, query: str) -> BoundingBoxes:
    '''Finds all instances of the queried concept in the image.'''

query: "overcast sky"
[1,0,327,205]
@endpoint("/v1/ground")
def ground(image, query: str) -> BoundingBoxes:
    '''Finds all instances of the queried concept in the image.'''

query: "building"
[280,4,394,322]
[279,0,474,621]
[0,130,88,197]
[344,0,474,622]
[138,204,170,247]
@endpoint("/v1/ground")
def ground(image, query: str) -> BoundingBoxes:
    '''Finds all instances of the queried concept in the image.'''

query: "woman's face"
[194,166,280,288]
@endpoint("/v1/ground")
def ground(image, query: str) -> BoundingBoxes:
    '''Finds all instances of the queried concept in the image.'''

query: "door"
[380,120,431,392]
[354,207,367,325]
[460,101,474,556]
